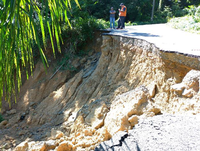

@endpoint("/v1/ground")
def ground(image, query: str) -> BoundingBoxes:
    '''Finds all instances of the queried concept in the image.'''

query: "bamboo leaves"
[0,0,79,108]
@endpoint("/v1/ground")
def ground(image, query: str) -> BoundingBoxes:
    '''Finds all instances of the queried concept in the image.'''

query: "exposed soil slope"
[0,33,200,151]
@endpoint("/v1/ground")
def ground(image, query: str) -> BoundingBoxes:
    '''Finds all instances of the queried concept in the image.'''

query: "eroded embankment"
[1,35,200,151]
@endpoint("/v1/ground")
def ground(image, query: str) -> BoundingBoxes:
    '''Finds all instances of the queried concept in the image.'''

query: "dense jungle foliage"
[0,0,199,109]
[78,0,200,23]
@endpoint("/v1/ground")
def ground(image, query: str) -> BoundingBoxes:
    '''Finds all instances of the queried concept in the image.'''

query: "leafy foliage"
[80,0,200,23]
[0,113,3,123]
[61,16,108,54]
[57,11,109,71]
[81,0,153,22]
[168,5,200,34]
[0,0,80,107]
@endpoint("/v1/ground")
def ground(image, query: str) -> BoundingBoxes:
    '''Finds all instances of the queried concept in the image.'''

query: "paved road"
[95,114,200,151]
[104,24,200,57]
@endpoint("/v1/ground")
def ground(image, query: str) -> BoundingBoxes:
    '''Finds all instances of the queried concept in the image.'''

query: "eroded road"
[105,24,200,57]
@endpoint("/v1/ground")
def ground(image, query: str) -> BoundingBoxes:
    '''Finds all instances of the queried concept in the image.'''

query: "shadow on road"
[104,29,160,38]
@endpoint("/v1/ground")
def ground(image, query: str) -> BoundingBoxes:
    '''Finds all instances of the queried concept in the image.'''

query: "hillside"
[0,24,200,151]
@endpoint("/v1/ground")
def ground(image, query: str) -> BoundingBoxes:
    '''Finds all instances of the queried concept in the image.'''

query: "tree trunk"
[158,0,162,10]
[151,0,155,21]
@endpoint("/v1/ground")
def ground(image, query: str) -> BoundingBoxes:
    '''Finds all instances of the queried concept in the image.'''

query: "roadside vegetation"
[168,5,200,34]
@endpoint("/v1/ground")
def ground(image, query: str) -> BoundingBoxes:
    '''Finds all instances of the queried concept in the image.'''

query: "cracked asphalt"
[95,114,200,151]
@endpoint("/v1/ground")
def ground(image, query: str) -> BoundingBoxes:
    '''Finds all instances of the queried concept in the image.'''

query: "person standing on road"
[117,3,127,29]
[110,7,116,29]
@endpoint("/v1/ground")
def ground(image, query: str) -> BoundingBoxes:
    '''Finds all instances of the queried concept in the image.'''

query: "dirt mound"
[0,35,200,151]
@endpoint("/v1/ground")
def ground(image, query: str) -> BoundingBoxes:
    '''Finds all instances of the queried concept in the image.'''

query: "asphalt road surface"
[95,115,200,151]
[104,24,200,57]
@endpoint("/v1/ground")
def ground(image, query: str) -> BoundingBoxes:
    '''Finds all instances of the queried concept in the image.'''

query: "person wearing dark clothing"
[117,3,127,29]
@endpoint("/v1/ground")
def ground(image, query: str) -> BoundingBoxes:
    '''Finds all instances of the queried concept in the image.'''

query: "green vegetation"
[105,1,200,33]
[168,5,200,34]
[61,17,108,54]
[0,0,80,107]
[0,0,109,108]
[80,0,200,23]
[57,15,108,71]
[0,113,3,123]
[55,53,77,72]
